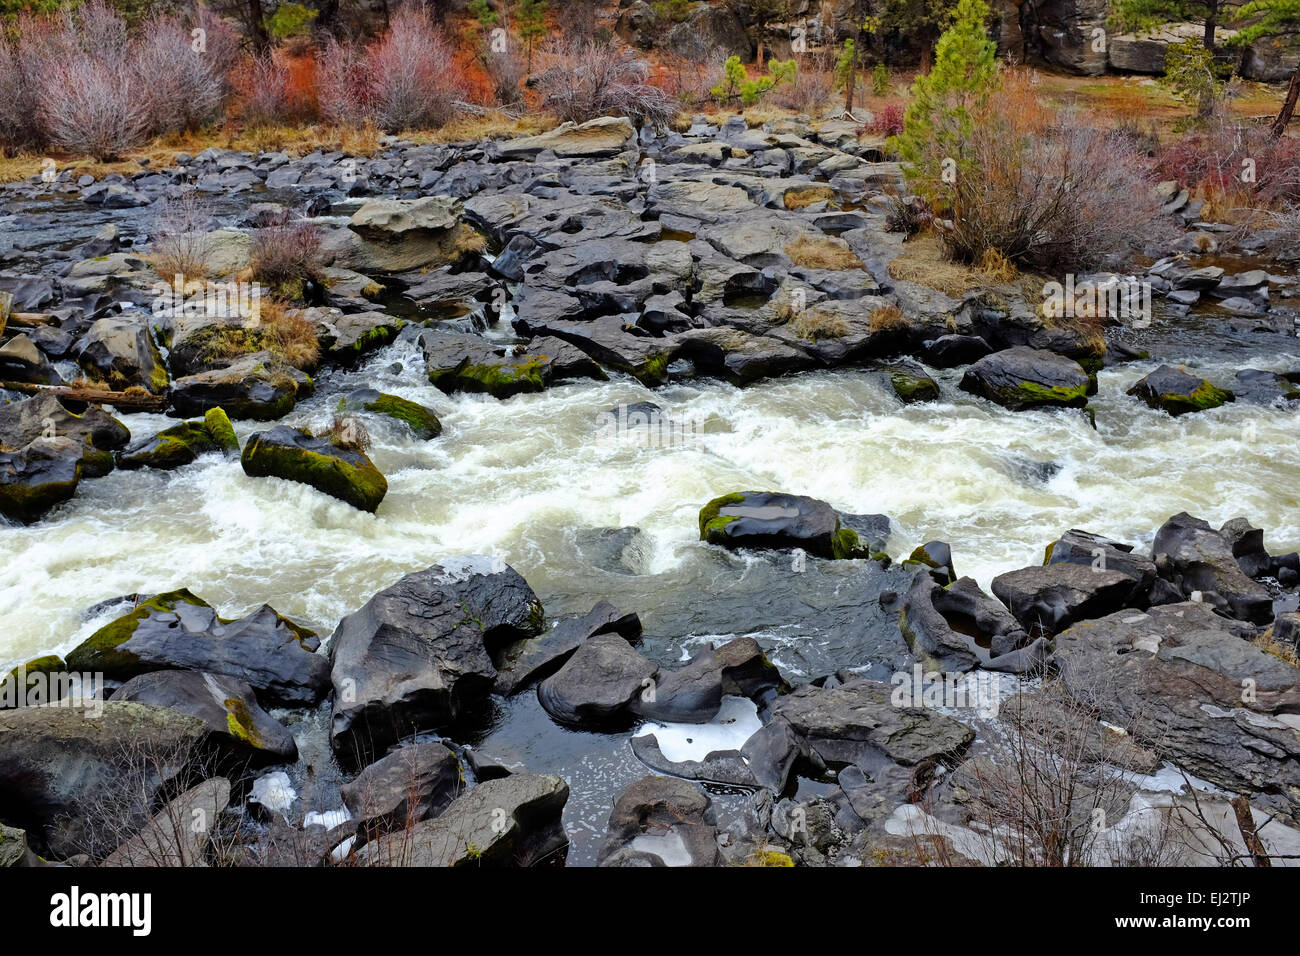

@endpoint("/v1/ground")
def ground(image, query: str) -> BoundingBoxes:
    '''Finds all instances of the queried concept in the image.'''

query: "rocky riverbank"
[2,111,1299,866]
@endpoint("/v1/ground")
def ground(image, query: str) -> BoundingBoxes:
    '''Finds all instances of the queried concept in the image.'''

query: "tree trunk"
[1272,61,1300,137]
[247,0,269,52]
[844,29,861,115]
[1203,1,1217,52]
[0,383,168,412]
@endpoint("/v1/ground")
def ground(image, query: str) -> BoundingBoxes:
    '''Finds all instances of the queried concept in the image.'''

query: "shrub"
[534,37,676,128]
[134,12,235,134]
[0,23,43,153]
[148,191,215,282]
[771,53,834,113]
[366,5,465,131]
[250,220,326,301]
[27,2,151,160]
[1153,119,1300,208]
[483,46,525,107]
[201,298,320,370]
[868,101,905,137]
[317,37,371,127]
[941,80,1166,271]
[652,0,696,22]
[236,53,301,128]
[787,309,849,341]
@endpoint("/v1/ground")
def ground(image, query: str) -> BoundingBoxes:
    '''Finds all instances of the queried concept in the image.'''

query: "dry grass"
[976,247,1019,283]
[783,184,836,210]
[778,307,849,341]
[411,112,557,145]
[228,122,385,157]
[868,304,911,333]
[887,235,988,298]
[784,234,864,271]
[321,412,372,452]
[200,298,320,370]
[1254,629,1299,666]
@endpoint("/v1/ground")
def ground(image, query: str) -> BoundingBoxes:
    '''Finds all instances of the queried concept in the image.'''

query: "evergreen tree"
[889,0,997,205]
[1229,0,1300,134]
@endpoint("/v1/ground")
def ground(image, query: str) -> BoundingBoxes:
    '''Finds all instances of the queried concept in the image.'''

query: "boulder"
[0,702,208,859]
[888,363,940,403]
[1127,365,1233,415]
[1055,602,1300,824]
[72,314,169,394]
[493,601,643,695]
[0,824,40,867]
[103,778,231,867]
[698,491,872,560]
[1151,512,1272,623]
[339,196,484,273]
[65,589,329,706]
[422,331,605,399]
[0,334,59,385]
[959,346,1093,410]
[497,117,637,159]
[340,742,464,837]
[898,573,1048,673]
[1044,528,1159,597]
[991,562,1146,637]
[329,558,544,765]
[629,638,786,723]
[597,776,721,867]
[111,670,297,764]
[117,413,237,471]
[537,633,658,726]
[0,391,129,478]
[241,425,387,513]
[169,352,309,421]
[312,309,404,362]
[354,773,569,866]
[0,437,82,523]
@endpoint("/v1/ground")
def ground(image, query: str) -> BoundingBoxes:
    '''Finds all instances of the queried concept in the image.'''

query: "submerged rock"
[340,388,442,440]
[65,589,328,706]
[698,491,872,560]
[241,425,387,513]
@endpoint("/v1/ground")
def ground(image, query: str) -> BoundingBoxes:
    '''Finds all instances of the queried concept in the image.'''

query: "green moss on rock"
[363,393,442,440]
[66,590,211,676]
[699,492,748,541]
[204,407,239,454]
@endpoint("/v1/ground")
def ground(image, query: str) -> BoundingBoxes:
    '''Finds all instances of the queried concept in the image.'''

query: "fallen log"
[0,381,167,411]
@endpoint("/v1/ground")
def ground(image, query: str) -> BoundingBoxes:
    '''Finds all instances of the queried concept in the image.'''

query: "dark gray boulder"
[65,589,329,706]
[340,742,464,838]
[991,562,1147,637]
[698,490,872,560]
[959,346,1093,410]
[329,558,544,765]
[241,425,388,513]
[1127,365,1233,416]
[111,670,297,765]
[629,637,786,723]
[1152,512,1273,624]
[354,773,569,867]
[537,633,658,726]
[493,601,643,695]
[898,573,1047,673]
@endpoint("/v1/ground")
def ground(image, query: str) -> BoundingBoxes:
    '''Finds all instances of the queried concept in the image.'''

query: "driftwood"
[6,312,58,329]
[0,381,167,411]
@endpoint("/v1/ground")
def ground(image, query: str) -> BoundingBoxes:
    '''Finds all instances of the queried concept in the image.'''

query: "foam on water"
[3,346,1299,669]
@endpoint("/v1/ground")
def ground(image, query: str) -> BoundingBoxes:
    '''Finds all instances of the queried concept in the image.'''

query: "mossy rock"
[117,421,221,471]
[430,356,550,399]
[1127,365,1234,416]
[204,407,240,454]
[242,424,388,513]
[699,490,868,560]
[0,655,67,708]
[0,437,83,523]
[66,589,212,676]
[341,388,442,440]
[959,347,1093,411]
[888,366,940,403]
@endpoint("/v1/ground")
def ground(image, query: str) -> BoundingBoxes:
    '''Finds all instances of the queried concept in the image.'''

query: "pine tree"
[517,0,548,72]
[889,0,997,204]
[1228,0,1300,134]
[1110,0,1241,52]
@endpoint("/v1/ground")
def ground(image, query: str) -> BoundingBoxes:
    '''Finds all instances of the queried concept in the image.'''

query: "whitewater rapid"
[3,335,1299,669]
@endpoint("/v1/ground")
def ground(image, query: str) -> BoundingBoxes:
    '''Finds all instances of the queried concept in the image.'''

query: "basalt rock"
[991,562,1147,637]
[629,637,787,723]
[898,573,1048,673]
[537,633,658,726]
[169,352,310,421]
[1151,512,1273,623]
[959,346,1093,410]
[340,742,464,838]
[598,776,721,867]
[66,589,328,706]
[242,425,387,513]
[112,670,296,765]
[698,491,872,560]
[329,558,544,765]
[493,601,643,695]
[1127,365,1234,416]
[339,388,442,440]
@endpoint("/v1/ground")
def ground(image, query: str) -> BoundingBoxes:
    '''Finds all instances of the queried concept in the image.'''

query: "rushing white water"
[3,335,1299,670]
